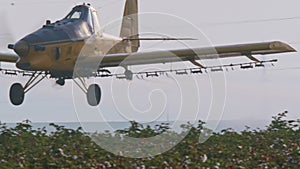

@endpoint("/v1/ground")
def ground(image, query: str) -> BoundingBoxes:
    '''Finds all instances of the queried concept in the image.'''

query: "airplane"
[0,0,296,107]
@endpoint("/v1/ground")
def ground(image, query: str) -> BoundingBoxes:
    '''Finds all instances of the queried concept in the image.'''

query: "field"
[0,111,299,168]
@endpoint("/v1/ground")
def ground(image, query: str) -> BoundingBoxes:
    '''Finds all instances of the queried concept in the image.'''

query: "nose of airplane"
[16,62,31,70]
[13,40,30,57]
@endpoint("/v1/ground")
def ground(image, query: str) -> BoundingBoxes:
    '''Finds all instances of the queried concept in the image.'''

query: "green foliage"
[116,121,170,138]
[0,112,299,168]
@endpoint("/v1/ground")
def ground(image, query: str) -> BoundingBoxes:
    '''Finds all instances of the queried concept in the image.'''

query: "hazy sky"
[0,0,299,127]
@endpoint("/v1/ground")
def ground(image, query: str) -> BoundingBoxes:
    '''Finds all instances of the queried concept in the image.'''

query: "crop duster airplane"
[0,0,296,107]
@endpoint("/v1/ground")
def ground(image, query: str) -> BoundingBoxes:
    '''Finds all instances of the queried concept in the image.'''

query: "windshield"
[66,10,82,19]
[58,5,101,34]
[65,6,88,20]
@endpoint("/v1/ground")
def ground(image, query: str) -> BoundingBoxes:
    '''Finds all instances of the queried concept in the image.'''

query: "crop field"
[0,112,299,168]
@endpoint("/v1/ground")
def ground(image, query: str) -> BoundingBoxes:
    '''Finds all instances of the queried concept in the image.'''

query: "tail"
[120,0,140,53]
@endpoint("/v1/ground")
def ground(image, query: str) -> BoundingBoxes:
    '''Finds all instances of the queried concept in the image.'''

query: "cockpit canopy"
[63,3,102,34]
[65,5,88,20]
[65,8,84,19]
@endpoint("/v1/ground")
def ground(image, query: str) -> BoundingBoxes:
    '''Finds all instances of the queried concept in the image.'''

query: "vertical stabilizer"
[120,0,140,53]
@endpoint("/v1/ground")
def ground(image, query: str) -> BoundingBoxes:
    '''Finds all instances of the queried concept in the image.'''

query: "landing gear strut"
[73,77,102,106]
[9,72,46,106]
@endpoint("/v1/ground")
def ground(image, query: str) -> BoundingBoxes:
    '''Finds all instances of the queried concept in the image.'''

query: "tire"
[87,84,101,106]
[10,83,25,106]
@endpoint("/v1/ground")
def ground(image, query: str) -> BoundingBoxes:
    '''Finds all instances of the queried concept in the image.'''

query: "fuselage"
[14,4,124,78]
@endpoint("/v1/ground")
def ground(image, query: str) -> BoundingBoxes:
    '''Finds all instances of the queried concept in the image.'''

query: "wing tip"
[270,41,297,52]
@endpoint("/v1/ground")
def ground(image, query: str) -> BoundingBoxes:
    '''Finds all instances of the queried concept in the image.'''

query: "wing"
[91,41,296,68]
[0,52,19,63]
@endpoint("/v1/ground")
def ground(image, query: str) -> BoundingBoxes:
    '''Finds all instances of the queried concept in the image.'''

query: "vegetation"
[0,111,299,168]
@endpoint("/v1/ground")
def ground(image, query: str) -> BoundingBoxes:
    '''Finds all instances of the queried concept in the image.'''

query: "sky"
[0,0,299,130]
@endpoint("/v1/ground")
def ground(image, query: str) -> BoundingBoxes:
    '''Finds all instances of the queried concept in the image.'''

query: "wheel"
[9,83,25,106]
[87,84,101,106]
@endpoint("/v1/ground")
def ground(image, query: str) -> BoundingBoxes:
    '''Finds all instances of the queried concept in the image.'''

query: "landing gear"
[87,84,101,106]
[9,83,25,106]
[9,72,46,106]
[73,77,102,106]
[56,78,65,86]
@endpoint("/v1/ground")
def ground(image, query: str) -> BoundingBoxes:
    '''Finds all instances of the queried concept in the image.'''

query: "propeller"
[8,40,29,57]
